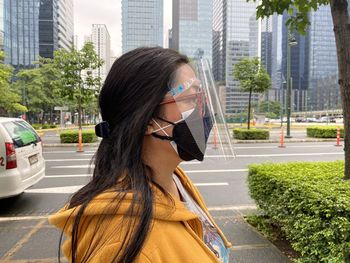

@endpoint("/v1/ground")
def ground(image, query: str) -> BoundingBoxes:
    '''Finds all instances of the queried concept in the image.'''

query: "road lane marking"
[235,152,344,157]
[45,174,92,178]
[45,159,92,162]
[0,216,49,222]
[26,182,230,194]
[43,150,97,154]
[1,219,46,261]
[45,159,201,164]
[51,165,92,168]
[234,145,339,149]
[44,168,248,174]
[44,169,248,178]
[26,185,84,194]
[0,204,258,223]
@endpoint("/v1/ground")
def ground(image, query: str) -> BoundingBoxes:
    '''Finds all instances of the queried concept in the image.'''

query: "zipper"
[183,221,221,262]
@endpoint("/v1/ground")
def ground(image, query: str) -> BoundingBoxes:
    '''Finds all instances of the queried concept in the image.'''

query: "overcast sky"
[74,0,172,56]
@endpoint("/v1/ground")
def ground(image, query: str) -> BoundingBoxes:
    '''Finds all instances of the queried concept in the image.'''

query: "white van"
[0,118,45,198]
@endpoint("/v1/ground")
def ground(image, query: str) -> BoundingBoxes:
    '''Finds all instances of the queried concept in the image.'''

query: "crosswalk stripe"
[26,182,229,194]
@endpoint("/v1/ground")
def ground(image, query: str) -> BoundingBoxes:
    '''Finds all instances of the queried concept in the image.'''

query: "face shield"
[159,58,235,163]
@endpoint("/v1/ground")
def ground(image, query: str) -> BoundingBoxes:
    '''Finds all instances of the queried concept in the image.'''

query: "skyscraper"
[121,0,163,54]
[1,0,73,66]
[212,0,226,82]
[261,18,272,77]
[56,0,74,51]
[90,24,111,82]
[171,0,212,62]
[213,0,260,114]
[271,6,344,112]
[0,0,4,51]
[39,0,58,58]
[2,0,40,68]
[271,13,309,112]
[308,5,339,110]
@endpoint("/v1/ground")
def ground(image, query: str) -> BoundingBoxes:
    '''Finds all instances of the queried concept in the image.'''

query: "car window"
[3,121,40,148]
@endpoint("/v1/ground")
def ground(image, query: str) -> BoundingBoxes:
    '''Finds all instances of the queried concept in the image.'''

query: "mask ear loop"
[152,118,173,135]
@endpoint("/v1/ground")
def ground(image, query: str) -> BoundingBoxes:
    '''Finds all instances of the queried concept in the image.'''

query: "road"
[0,142,344,263]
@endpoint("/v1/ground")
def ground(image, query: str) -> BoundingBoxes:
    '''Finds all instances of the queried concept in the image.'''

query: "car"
[0,117,45,199]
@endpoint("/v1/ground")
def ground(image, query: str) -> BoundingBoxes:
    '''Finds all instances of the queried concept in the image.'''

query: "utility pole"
[286,30,298,138]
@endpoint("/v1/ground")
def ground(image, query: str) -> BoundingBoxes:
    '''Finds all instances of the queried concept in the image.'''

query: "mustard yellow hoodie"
[49,167,232,262]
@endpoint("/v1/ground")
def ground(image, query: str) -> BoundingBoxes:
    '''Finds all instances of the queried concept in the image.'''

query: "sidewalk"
[0,210,290,263]
[209,207,291,262]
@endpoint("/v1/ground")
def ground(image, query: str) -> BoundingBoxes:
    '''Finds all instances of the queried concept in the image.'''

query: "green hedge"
[32,124,41,130]
[307,126,344,138]
[233,128,269,140]
[32,124,57,130]
[248,161,350,263]
[60,130,97,143]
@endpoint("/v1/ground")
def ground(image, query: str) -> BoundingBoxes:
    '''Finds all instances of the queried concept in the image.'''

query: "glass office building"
[121,0,163,54]
[212,0,226,82]
[39,0,58,58]
[271,6,346,111]
[309,5,338,85]
[0,0,4,50]
[213,0,260,114]
[171,0,212,62]
[39,0,73,58]
[2,0,40,68]
[308,5,339,110]
[271,13,309,112]
[57,0,74,51]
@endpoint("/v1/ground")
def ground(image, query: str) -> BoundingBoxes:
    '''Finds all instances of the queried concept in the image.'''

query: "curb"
[232,138,344,144]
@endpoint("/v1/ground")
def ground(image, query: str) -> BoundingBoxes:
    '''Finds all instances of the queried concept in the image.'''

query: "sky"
[74,0,172,56]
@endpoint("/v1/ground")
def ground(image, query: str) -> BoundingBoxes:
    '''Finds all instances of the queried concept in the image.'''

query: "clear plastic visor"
[164,59,235,162]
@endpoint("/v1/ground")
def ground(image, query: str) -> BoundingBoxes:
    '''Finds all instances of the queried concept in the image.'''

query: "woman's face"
[147,63,198,161]
[158,63,198,132]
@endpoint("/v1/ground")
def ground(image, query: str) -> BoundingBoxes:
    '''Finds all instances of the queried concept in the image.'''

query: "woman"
[49,47,231,263]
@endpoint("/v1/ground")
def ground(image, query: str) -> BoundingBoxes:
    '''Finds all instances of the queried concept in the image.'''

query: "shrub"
[233,128,269,140]
[32,124,41,130]
[307,126,344,138]
[49,124,57,128]
[42,124,50,129]
[248,161,350,263]
[60,130,97,143]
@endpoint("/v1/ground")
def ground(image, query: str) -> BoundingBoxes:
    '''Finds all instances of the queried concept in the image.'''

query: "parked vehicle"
[0,118,45,199]
[319,117,337,123]
[306,117,318,123]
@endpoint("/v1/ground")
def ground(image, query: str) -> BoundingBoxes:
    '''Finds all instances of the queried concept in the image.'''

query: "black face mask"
[152,107,213,161]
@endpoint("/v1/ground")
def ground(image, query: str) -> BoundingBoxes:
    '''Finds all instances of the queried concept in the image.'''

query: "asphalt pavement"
[0,139,345,263]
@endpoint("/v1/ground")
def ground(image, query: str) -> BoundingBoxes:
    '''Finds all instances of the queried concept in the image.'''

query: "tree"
[254,101,282,118]
[233,57,271,129]
[247,0,350,179]
[53,42,103,131]
[11,57,64,124]
[0,51,27,115]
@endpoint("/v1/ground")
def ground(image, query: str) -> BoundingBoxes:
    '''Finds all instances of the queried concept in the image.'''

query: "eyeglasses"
[159,92,203,106]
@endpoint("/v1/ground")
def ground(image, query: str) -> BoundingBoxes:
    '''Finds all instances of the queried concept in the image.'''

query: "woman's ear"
[145,121,155,135]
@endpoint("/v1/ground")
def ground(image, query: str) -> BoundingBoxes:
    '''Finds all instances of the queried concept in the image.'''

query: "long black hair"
[59,47,189,263]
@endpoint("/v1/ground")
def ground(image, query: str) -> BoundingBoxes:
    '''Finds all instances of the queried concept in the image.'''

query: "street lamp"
[286,30,298,138]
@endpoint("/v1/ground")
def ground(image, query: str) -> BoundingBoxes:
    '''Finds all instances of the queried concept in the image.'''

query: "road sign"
[54,106,68,111]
